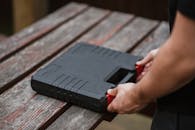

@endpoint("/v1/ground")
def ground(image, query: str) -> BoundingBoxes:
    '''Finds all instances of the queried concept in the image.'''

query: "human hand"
[136,49,159,81]
[107,83,147,114]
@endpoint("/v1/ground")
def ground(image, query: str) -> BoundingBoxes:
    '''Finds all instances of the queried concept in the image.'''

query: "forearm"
[134,12,195,103]
[135,39,195,103]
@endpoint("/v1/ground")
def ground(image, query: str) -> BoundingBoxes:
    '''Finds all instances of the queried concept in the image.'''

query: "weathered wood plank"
[0,75,66,130]
[0,7,109,94]
[0,11,133,130]
[0,2,88,62]
[131,22,169,117]
[103,17,159,51]
[131,22,169,56]
[47,18,160,130]
[78,12,134,45]
[55,12,134,52]
[47,106,102,130]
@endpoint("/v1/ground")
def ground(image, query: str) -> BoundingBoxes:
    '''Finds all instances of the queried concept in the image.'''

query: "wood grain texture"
[131,22,169,56]
[131,22,169,117]
[78,12,134,45]
[47,18,160,130]
[57,11,134,52]
[0,7,109,94]
[47,106,102,130]
[103,17,159,51]
[0,78,67,130]
[0,11,133,130]
[0,2,88,63]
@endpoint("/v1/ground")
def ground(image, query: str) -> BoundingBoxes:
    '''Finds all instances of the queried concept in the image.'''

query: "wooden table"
[0,2,169,130]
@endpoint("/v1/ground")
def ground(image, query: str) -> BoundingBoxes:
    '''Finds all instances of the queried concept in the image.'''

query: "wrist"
[133,83,155,105]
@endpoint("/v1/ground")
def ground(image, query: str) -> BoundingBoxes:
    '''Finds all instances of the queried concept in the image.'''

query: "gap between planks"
[46,19,161,130]
[0,9,165,129]
[0,2,89,63]
[1,9,131,130]
[0,7,110,94]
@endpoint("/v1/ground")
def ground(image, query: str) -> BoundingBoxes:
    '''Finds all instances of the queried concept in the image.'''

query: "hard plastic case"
[31,43,141,112]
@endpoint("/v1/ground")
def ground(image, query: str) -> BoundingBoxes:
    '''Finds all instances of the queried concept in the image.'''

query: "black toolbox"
[31,43,141,112]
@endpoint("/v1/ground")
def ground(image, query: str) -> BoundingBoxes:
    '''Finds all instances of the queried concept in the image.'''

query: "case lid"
[32,43,141,100]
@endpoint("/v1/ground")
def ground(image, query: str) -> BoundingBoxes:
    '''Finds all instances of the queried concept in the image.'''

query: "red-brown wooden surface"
[0,2,169,130]
[0,2,88,63]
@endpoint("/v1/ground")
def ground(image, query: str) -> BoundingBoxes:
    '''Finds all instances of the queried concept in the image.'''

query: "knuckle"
[112,102,117,109]
[108,105,114,112]
[117,84,123,87]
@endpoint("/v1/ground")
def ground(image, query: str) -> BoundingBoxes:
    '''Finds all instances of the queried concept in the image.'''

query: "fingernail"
[107,89,112,94]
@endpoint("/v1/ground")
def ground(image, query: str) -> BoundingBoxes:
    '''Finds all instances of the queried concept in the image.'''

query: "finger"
[136,71,146,81]
[145,61,152,68]
[143,65,150,72]
[136,75,142,82]
[107,104,113,112]
[107,88,118,96]
[107,92,121,112]
[136,63,149,81]
[144,62,153,73]
[107,103,117,112]
[151,49,159,56]
[118,111,126,114]
[136,53,153,66]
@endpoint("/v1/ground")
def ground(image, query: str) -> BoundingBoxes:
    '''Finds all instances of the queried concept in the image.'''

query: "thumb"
[136,53,153,66]
[107,88,118,96]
